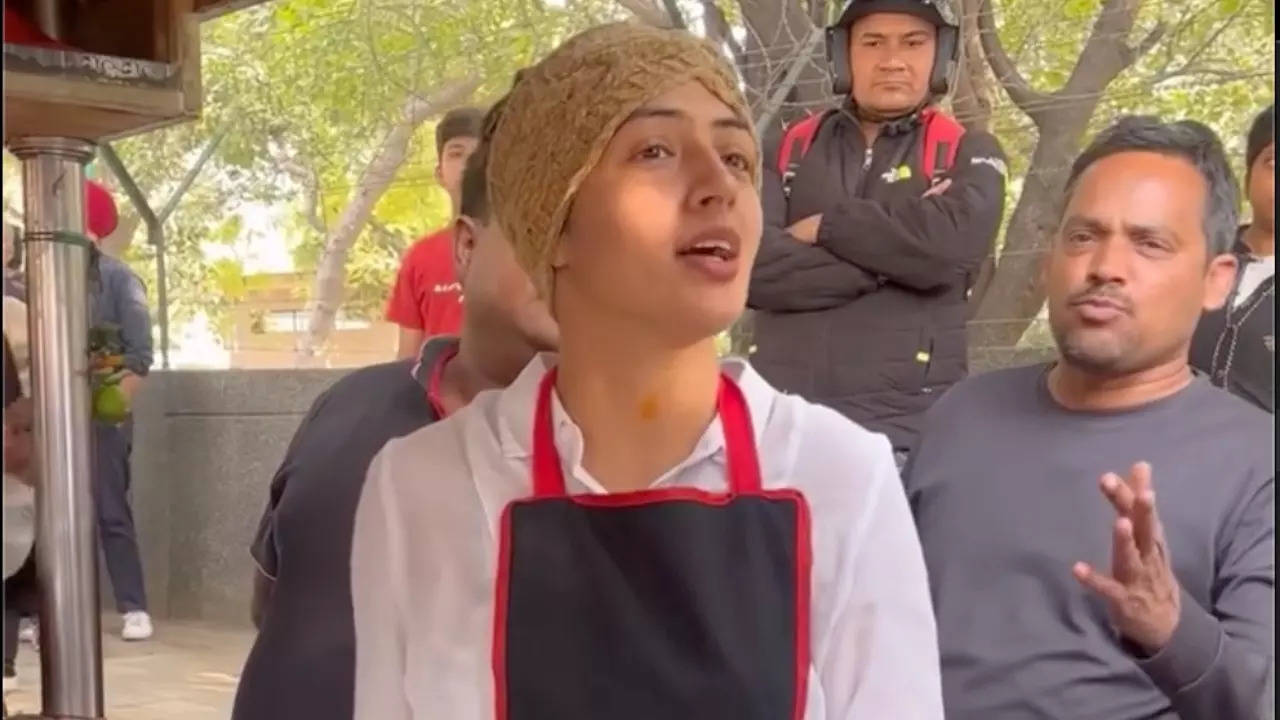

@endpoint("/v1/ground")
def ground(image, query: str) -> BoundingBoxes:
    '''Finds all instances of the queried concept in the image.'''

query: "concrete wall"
[121,368,345,627]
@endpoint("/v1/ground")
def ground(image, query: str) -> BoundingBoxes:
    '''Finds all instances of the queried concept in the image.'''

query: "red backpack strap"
[776,111,828,197]
[920,109,965,184]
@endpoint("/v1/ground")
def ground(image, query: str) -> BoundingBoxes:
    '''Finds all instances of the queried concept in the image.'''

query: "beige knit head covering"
[485,22,756,299]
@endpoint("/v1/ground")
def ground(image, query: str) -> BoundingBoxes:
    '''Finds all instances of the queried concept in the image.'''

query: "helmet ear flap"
[930,24,960,96]
[825,25,852,96]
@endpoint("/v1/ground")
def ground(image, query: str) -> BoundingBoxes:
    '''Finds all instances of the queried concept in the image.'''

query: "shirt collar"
[496,353,776,467]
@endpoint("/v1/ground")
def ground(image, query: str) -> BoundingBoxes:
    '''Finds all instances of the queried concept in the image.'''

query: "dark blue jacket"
[91,252,154,378]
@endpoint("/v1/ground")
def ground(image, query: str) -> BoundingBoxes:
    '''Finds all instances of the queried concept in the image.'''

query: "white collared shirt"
[351,354,943,720]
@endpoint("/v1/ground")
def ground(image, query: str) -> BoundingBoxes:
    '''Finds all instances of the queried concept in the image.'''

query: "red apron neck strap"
[717,374,763,493]
[530,368,763,498]
[531,368,567,497]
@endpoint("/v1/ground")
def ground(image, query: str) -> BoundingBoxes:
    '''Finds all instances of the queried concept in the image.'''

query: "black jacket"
[748,107,1007,450]
[1189,232,1274,413]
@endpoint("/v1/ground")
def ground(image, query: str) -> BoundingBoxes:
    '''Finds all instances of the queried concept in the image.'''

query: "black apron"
[493,368,813,720]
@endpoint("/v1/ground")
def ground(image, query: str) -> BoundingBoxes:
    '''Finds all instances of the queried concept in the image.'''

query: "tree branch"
[976,0,1050,116]
[1062,0,1162,96]
[660,0,687,29]
[299,75,480,359]
[1147,5,1245,85]
[367,218,406,248]
[701,0,745,66]
[270,147,328,234]
[754,27,825,132]
[614,0,674,27]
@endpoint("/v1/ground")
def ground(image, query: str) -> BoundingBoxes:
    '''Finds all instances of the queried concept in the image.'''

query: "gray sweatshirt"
[905,364,1274,720]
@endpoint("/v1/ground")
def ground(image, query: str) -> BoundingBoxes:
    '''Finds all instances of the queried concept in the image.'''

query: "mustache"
[1067,284,1134,313]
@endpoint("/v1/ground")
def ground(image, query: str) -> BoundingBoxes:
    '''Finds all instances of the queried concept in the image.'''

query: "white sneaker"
[17,618,37,647]
[121,611,153,641]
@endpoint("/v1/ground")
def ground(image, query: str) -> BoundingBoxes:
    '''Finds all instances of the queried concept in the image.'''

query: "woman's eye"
[636,144,673,161]
[723,152,753,173]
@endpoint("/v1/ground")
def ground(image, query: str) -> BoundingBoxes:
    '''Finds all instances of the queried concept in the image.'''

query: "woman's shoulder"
[734,360,892,464]
[733,359,897,498]
[370,390,502,494]
[770,393,897,501]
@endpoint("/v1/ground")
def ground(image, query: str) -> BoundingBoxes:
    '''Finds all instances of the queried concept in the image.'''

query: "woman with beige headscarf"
[351,22,942,720]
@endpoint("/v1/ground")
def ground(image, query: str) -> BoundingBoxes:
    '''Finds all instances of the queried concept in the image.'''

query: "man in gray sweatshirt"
[905,116,1273,720]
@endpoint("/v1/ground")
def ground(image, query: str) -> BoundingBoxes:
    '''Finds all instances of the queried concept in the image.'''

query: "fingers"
[1126,462,1153,495]
[1099,472,1136,516]
[1129,486,1159,557]
[1073,561,1127,603]
[1111,517,1143,580]
[1115,463,1159,556]
[923,179,952,198]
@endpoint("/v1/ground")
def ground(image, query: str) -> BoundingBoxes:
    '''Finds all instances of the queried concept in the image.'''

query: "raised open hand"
[1072,462,1181,654]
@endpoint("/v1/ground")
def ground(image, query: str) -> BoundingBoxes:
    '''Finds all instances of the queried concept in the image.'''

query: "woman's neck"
[556,332,722,493]
[1047,356,1192,412]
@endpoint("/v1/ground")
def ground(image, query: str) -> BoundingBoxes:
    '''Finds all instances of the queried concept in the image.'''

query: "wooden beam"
[193,0,273,22]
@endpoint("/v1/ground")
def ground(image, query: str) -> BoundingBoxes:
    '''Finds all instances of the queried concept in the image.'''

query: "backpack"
[776,107,965,197]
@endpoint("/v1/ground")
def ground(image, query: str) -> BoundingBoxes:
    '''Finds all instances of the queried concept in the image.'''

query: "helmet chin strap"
[847,96,932,128]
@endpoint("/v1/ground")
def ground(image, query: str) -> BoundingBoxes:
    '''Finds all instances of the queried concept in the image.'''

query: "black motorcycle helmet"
[826,0,960,98]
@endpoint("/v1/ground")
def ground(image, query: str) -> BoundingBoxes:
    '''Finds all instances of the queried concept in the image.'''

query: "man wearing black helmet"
[748,0,1008,466]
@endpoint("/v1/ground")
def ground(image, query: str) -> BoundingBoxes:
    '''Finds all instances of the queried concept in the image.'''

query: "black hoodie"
[748,107,1007,450]
[1189,230,1274,413]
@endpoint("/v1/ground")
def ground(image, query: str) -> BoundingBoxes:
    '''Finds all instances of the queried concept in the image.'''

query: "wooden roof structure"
[194,0,272,21]
[4,0,276,143]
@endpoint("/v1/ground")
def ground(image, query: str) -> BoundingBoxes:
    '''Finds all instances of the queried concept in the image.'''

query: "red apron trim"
[424,343,459,419]
[495,367,811,720]
[529,367,763,498]
[493,500,515,720]
[792,490,813,720]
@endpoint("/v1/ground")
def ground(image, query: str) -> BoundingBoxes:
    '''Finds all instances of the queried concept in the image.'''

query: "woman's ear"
[550,235,569,271]
[453,216,480,283]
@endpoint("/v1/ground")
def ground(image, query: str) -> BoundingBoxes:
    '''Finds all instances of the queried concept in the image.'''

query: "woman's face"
[556,81,761,346]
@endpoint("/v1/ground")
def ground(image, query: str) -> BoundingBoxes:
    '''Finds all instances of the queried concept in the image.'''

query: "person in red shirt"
[386,107,486,358]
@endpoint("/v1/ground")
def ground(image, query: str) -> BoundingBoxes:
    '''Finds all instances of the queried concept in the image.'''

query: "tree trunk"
[613,0,674,27]
[968,0,1162,350]
[950,0,994,133]
[968,114,1086,351]
[737,0,828,137]
[296,76,481,363]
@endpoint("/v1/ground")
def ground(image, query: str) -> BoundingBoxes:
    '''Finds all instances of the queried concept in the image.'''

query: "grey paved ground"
[5,616,253,720]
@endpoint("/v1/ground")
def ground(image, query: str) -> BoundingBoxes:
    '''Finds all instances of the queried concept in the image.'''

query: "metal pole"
[9,136,105,720]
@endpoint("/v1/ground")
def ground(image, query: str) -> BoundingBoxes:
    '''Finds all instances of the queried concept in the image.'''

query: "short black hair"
[1245,103,1274,176]
[458,138,489,222]
[1064,116,1239,256]
[435,107,486,157]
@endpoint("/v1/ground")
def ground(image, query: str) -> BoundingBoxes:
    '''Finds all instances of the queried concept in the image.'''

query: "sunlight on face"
[556,81,762,348]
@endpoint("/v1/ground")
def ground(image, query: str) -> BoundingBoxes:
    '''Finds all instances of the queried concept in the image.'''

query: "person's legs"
[93,422,148,615]
[4,551,38,690]
[3,597,18,680]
